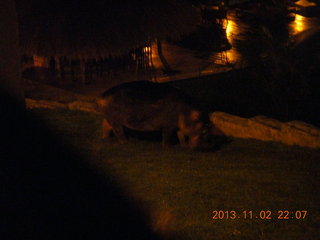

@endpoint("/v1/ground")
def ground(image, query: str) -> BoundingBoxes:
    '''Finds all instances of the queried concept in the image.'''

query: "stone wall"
[26,98,320,149]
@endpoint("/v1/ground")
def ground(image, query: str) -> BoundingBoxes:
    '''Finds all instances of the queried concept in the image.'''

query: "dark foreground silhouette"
[0,89,161,240]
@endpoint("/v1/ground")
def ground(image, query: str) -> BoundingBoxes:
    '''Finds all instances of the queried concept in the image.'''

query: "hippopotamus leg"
[177,130,187,147]
[107,120,127,144]
[102,119,112,140]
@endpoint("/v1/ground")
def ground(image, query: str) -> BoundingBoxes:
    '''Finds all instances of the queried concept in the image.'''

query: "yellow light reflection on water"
[225,18,236,41]
[151,43,162,69]
[290,14,310,35]
[215,17,241,65]
[225,49,240,64]
[290,0,317,35]
[295,0,316,7]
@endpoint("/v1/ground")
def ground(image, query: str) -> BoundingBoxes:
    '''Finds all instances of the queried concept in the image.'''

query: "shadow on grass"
[202,134,232,152]
[0,90,170,240]
[106,126,232,153]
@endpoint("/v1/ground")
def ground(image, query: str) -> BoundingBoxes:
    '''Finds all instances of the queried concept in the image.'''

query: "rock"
[210,111,320,149]
[26,98,67,109]
[248,116,282,141]
[68,100,99,114]
[281,121,320,148]
[210,112,251,138]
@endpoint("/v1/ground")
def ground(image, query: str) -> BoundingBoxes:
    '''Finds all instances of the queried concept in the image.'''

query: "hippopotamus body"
[97,81,210,149]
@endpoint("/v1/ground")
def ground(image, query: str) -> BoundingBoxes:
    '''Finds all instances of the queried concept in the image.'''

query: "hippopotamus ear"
[96,96,115,113]
[96,98,108,110]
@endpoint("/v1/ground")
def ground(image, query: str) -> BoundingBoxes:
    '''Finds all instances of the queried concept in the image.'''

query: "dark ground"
[0,89,163,240]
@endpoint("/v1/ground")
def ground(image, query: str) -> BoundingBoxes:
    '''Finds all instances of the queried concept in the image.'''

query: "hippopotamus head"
[178,110,212,150]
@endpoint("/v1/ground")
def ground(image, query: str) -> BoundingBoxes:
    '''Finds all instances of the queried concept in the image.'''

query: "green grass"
[32,108,320,240]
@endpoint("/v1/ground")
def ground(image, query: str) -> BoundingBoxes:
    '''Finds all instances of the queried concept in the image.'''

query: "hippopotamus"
[97,81,211,149]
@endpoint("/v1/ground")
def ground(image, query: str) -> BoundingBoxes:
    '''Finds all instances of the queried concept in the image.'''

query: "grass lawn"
[32,108,320,240]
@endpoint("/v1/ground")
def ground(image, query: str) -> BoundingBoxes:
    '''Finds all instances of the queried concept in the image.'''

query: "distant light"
[142,46,153,67]
[295,0,316,7]
[143,46,151,53]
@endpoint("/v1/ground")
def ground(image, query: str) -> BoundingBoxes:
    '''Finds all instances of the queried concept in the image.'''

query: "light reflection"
[295,0,316,7]
[143,46,154,67]
[143,46,151,53]
[289,14,310,35]
[214,16,241,65]
[144,3,318,73]
[223,49,240,65]
[225,18,236,41]
[151,43,162,69]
